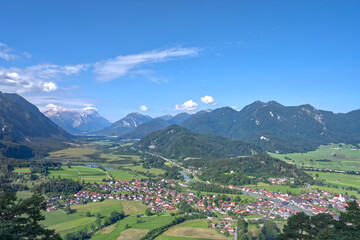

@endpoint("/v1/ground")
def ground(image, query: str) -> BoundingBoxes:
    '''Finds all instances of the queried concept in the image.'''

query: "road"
[145,151,205,183]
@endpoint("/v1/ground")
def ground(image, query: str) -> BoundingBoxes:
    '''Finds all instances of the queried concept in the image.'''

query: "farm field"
[270,143,360,171]
[91,215,176,240]
[305,171,360,189]
[43,140,166,180]
[158,219,229,240]
[48,166,110,183]
[126,165,166,175]
[45,145,98,163]
[42,199,148,238]
[14,167,30,173]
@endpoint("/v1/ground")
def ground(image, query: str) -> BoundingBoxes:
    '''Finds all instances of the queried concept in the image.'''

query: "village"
[44,175,359,237]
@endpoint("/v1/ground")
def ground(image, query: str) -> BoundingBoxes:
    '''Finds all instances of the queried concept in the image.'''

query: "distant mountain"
[122,118,170,139]
[45,107,111,134]
[180,101,360,153]
[122,113,191,139]
[136,125,264,160]
[0,92,71,159]
[94,112,152,136]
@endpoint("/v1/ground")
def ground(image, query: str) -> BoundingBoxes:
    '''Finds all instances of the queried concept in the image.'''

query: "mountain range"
[1,90,360,158]
[94,112,192,138]
[94,100,360,153]
[44,106,111,134]
[180,101,360,152]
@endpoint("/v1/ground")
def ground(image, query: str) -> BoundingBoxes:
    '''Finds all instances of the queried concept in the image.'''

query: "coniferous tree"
[0,188,61,240]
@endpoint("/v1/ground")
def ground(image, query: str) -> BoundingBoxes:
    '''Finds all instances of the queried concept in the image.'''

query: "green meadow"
[305,171,360,189]
[270,143,360,171]
[91,215,176,240]
[48,166,109,183]
[156,219,230,240]
[42,199,148,238]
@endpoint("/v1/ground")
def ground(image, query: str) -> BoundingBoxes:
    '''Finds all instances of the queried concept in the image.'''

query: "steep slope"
[0,92,70,140]
[45,107,111,134]
[0,92,71,158]
[94,112,152,136]
[180,101,360,153]
[136,125,264,160]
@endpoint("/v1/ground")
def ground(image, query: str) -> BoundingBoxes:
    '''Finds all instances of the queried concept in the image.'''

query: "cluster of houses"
[227,185,358,217]
[268,177,294,185]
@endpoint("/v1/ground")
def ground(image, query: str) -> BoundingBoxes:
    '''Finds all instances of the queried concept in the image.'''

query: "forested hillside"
[136,125,264,160]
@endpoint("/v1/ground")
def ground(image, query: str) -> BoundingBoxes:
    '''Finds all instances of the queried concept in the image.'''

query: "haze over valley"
[1,1,360,240]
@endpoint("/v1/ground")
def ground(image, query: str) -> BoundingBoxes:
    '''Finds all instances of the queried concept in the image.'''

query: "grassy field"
[107,169,141,180]
[159,219,229,240]
[126,165,166,175]
[117,229,149,240]
[91,215,176,240]
[42,199,148,238]
[42,200,124,232]
[270,143,360,171]
[306,171,360,189]
[48,166,110,183]
[45,145,98,163]
[14,167,30,173]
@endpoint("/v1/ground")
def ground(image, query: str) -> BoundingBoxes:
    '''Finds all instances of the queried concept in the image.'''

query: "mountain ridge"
[45,106,111,134]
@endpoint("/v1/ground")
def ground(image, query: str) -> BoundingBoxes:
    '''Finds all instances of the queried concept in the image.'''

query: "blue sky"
[0,1,359,121]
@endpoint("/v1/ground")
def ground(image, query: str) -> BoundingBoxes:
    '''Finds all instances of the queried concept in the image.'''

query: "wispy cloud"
[93,47,200,82]
[0,42,20,60]
[175,100,198,111]
[24,95,97,112]
[0,63,88,93]
[0,42,32,61]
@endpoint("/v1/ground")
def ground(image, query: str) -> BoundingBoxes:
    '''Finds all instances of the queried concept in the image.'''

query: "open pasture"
[14,167,30,173]
[305,171,360,189]
[48,166,109,182]
[155,220,230,240]
[91,215,176,240]
[45,144,98,163]
[42,199,125,235]
[271,143,360,171]
[160,223,228,240]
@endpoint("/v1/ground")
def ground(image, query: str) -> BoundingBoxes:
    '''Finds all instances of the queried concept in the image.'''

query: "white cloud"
[175,100,198,111]
[231,106,237,110]
[201,95,217,105]
[42,81,58,92]
[93,47,200,82]
[0,63,88,93]
[139,105,148,111]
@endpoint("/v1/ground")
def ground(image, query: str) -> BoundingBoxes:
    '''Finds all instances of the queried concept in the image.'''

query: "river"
[180,171,195,183]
